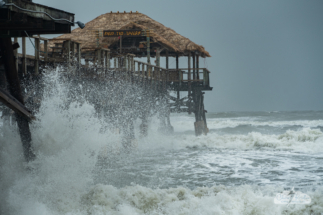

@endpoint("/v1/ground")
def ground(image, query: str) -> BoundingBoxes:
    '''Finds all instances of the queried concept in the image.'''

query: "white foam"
[1,68,323,215]
[167,128,323,152]
[170,115,323,132]
[79,184,323,215]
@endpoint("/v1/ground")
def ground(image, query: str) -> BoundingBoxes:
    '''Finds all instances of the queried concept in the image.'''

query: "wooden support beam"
[0,88,35,121]
[192,53,196,80]
[142,63,145,86]
[71,41,76,63]
[13,38,18,71]
[77,43,81,69]
[176,54,180,99]
[188,52,191,114]
[96,49,101,66]
[188,52,191,82]
[66,40,71,65]
[44,39,48,63]
[107,51,111,69]
[101,50,104,67]
[146,34,150,64]
[34,36,40,75]
[120,36,122,54]
[105,50,108,69]
[131,56,134,73]
[0,37,35,162]
[196,55,199,80]
[22,37,27,75]
[127,55,130,71]
[166,50,169,90]
[166,50,169,69]
[156,48,160,67]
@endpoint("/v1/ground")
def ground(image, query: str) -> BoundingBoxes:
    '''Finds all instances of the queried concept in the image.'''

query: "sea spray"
[0,67,323,214]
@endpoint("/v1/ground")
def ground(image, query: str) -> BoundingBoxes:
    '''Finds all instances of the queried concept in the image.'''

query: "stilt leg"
[0,38,35,162]
[193,90,208,136]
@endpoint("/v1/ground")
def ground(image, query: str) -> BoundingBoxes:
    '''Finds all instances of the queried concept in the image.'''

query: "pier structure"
[1,9,213,161]
[46,11,213,136]
[0,0,76,161]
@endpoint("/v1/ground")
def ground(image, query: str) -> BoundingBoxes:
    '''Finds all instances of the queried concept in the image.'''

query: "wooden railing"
[13,37,210,87]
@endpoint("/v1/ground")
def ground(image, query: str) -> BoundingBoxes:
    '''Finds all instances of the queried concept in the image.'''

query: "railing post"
[203,69,206,86]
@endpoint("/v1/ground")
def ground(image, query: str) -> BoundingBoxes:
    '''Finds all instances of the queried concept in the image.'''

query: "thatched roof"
[51,11,211,57]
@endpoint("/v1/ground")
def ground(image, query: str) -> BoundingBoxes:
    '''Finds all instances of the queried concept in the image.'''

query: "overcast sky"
[35,0,323,112]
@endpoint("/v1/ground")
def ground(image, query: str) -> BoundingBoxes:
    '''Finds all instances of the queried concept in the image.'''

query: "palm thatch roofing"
[50,11,211,57]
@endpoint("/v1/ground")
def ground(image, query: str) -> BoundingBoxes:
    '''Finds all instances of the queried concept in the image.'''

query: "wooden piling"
[192,53,196,80]
[44,39,48,63]
[188,52,191,114]
[34,36,40,75]
[13,38,18,70]
[66,40,71,66]
[22,37,27,75]
[0,38,35,162]
[71,41,75,64]
[196,55,199,80]
[176,54,180,99]
[77,43,81,69]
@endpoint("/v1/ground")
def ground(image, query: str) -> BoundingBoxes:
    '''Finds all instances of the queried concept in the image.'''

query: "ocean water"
[0,70,323,214]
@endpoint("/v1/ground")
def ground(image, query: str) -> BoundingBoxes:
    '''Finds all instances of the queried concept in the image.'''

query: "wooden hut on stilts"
[46,11,213,136]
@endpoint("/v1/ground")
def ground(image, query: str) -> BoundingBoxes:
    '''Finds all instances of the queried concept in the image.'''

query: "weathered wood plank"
[0,88,35,120]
